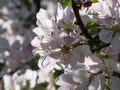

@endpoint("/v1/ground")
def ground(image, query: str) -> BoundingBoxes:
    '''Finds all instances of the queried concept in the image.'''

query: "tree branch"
[72,0,92,40]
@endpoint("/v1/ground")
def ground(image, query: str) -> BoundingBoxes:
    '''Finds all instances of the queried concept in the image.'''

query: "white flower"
[72,69,89,85]
[89,0,120,52]
[88,74,105,90]
[56,73,77,90]
[109,76,120,90]
[3,75,14,90]
[84,55,103,73]
[31,2,87,73]
[24,69,37,88]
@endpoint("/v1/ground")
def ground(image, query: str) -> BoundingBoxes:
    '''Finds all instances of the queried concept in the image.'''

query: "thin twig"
[72,0,92,41]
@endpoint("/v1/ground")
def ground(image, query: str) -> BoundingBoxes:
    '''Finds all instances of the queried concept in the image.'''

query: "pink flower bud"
[83,1,92,7]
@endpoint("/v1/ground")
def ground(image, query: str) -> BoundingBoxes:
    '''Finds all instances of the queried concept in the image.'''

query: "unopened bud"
[83,1,92,7]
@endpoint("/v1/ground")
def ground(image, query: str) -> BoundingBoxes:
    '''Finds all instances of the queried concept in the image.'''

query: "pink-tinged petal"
[31,37,41,48]
[32,27,51,36]
[88,74,105,90]
[89,0,115,23]
[33,28,53,43]
[111,33,120,53]
[62,36,77,46]
[97,0,114,17]
[58,86,73,90]
[97,17,113,27]
[71,33,88,42]
[78,45,92,56]
[38,56,57,73]
[70,46,85,63]
[105,0,117,8]
[56,73,76,87]
[68,54,78,67]
[49,51,61,60]
[64,7,75,23]
[104,59,117,73]
[32,48,49,56]
[36,9,53,20]
[102,1,114,17]
[56,3,64,24]
[42,41,60,51]
[109,76,120,90]
[36,19,57,29]
[89,2,103,13]
[118,0,120,5]
[84,55,103,73]
[99,29,113,43]
[105,47,118,60]
[72,69,89,84]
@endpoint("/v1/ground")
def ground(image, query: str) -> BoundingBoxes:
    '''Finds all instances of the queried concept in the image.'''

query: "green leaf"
[0,63,5,71]
[53,69,64,89]
[22,81,48,90]
[90,35,110,53]
[30,55,40,70]
[86,19,99,29]
[34,82,48,90]
[89,28,100,37]
[104,80,109,86]
[53,69,64,79]
[59,0,72,6]
[112,72,120,79]
[21,81,30,90]
[91,0,98,3]
[86,19,100,37]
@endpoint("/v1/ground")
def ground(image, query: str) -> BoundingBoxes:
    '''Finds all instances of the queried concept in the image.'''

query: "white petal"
[84,55,103,73]
[56,3,64,24]
[79,45,92,56]
[38,56,57,73]
[36,19,57,29]
[104,59,117,73]
[99,29,113,43]
[32,27,50,36]
[111,33,120,53]
[3,75,13,90]
[109,76,120,90]
[88,74,105,90]
[58,86,73,90]
[118,0,120,5]
[31,37,41,48]
[36,9,53,20]
[70,46,85,63]
[105,0,116,8]
[72,69,89,85]
[56,73,76,87]
[64,7,74,23]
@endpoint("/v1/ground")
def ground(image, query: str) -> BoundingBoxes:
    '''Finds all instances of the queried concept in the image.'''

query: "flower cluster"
[31,0,120,90]
[0,0,49,90]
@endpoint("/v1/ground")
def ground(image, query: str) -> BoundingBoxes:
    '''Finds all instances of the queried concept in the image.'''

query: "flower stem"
[72,0,92,41]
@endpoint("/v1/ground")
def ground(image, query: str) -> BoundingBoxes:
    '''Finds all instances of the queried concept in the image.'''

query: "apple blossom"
[89,0,120,52]
[1,0,120,90]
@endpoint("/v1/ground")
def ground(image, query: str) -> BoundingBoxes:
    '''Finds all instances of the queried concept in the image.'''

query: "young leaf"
[91,0,98,3]
[59,0,72,6]
[90,35,110,53]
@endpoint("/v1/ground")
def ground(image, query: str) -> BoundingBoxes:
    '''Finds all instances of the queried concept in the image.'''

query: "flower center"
[64,23,74,34]
[60,45,70,55]
[112,23,120,31]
